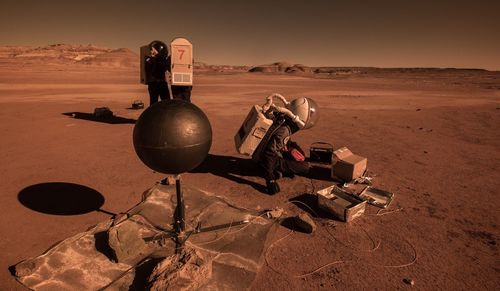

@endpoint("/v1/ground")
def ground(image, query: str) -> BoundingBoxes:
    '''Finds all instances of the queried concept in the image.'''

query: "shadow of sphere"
[18,182,105,215]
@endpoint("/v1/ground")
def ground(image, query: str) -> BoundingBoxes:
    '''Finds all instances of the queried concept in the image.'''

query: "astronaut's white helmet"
[286,97,319,129]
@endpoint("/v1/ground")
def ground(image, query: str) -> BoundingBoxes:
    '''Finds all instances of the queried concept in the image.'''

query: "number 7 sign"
[171,38,193,85]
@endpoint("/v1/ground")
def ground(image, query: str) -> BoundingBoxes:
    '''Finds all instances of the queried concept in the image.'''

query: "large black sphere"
[133,100,212,174]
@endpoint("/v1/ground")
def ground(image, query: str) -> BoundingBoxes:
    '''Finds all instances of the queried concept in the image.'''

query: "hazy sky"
[1,0,499,70]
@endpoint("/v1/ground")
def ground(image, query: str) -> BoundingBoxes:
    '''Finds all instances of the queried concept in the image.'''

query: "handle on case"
[310,142,333,150]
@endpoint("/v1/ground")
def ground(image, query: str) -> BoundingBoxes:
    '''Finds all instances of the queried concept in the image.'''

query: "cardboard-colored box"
[332,147,353,161]
[234,105,273,156]
[317,185,366,222]
[331,147,367,182]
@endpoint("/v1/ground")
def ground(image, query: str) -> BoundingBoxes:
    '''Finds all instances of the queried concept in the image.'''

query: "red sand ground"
[0,64,498,290]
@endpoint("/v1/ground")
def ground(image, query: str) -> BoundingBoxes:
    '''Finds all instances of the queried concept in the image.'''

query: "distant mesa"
[286,64,313,74]
[0,44,493,73]
[249,62,292,73]
[0,44,138,68]
[79,48,138,68]
[248,63,370,75]
[194,61,208,70]
[249,62,313,74]
[195,62,250,73]
[0,44,249,71]
[248,63,493,75]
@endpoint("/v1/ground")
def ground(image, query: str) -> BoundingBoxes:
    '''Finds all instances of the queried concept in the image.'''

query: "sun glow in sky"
[0,0,499,70]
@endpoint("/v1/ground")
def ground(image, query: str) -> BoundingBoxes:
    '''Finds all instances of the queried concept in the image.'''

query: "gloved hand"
[266,179,281,195]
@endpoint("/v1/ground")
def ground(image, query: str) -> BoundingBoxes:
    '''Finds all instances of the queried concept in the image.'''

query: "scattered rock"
[148,248,212,290]
[267,207,285,219]
[107,219,147,263]
[12,260,40,278]
[403,278,415,286]
[161,176,177,185]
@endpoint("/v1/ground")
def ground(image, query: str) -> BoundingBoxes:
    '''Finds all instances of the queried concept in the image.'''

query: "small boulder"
[148,248,212,290]
[107,219,147,263]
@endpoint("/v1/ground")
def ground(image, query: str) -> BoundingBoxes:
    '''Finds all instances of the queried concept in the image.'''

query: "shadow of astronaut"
[190,154,268,194]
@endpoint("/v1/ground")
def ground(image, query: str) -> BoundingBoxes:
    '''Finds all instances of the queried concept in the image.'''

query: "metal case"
[317,185,366,222]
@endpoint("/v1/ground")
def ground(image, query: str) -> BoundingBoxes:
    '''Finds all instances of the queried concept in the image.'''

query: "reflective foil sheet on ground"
[12,185,279,290]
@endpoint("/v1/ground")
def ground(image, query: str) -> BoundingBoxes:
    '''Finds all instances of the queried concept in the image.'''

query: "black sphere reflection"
[133,100,212,174]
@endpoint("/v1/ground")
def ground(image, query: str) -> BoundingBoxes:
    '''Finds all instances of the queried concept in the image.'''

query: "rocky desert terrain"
[0,44,498,290]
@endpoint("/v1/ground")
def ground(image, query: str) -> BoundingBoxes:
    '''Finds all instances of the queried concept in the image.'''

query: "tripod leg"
[175,175,186,233]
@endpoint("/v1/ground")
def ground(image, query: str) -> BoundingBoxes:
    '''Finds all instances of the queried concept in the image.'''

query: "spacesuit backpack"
[234,93,319,159]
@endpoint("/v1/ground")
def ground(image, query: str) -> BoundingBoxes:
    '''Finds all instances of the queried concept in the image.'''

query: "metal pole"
[175,175,185,233]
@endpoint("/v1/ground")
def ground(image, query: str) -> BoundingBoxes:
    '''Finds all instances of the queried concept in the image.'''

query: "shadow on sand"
[288,193,338,220]
[190,154,269,194]
[62,112,136,124]
[191,155,336,195]
[18,182,112,215]
[305,164,336,182]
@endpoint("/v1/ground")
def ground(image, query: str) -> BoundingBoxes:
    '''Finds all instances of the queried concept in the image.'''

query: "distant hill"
[78,48,138,68]
[0,44,494,74]
[194,61,250,73]
[249,62,313,74]
[0,44,251,72]
[249,63,491,75]
[0,44,139,68]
